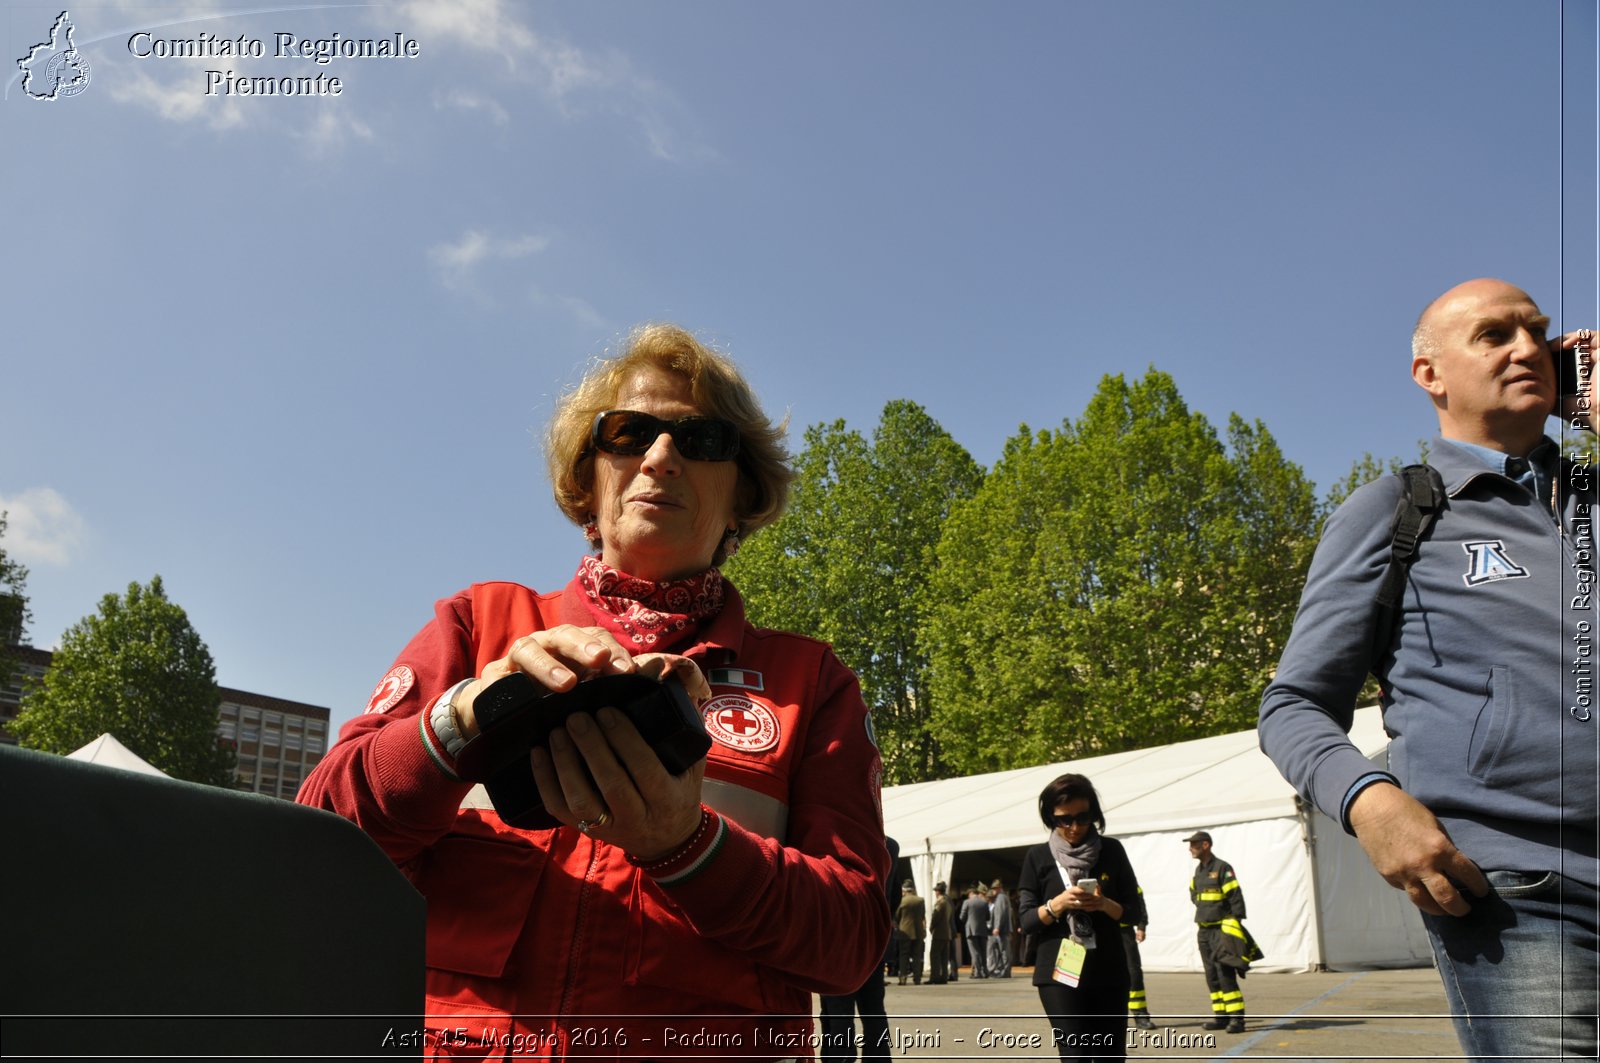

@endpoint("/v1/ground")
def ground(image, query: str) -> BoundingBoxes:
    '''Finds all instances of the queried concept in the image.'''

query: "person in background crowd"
[298,324,891,1058]
[895,879,927,986]
[1186,831,1246,1033]
[947,885,962,981]
[1021,773,1140,1062]
[821,836,899,1063]
[1119,884,1156,1030]
[929,881,953,985]
[960,883,992,978]
[988,877,1015,978]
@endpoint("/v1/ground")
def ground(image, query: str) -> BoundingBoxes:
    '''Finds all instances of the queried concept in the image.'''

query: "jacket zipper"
[555,837,602,1053]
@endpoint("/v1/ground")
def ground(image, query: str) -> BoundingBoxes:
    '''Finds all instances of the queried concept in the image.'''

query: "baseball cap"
[1183,831,1212,844]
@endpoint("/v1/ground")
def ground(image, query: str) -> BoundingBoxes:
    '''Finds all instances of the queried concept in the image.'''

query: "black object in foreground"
[455,671,711,829]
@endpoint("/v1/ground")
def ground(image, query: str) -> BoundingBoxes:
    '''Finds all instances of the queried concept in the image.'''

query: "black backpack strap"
[1371,464,1446,669]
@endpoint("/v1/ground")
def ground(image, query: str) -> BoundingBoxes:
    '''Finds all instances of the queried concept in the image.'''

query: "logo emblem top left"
[18,11,92,101]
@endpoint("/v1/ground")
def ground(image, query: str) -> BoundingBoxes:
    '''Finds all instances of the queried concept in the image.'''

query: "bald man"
[1261,279,1597,1062]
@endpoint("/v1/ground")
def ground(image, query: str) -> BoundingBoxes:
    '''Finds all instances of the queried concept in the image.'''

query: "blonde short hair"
[546,324,793,552]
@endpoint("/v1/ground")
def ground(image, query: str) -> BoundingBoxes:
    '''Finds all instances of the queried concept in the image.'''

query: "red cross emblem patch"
[364,665,414,715]
[703,694,780,752]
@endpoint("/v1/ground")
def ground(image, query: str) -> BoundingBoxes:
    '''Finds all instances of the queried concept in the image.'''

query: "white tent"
[882,706,1432,973]
[67,733,169,779]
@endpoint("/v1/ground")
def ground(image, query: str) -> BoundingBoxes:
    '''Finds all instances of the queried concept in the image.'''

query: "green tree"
[0,512,32,688]
[1322,440,1430,511]
[9,576,235,786]
[924,370,1322,773]
[726,400,983,783]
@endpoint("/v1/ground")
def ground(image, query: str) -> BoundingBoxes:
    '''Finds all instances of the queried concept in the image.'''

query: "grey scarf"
[1047,830,1102,947]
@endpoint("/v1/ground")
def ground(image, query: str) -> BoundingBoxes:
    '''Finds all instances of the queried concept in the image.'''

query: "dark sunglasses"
[590,409,741,462]
[1054,812,1095,828]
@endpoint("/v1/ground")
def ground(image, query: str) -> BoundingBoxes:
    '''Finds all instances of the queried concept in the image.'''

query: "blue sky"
[3,0,1595,738]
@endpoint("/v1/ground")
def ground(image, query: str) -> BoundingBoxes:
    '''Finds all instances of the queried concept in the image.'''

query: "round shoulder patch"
[703,693,780,753]
[364,665,415,715]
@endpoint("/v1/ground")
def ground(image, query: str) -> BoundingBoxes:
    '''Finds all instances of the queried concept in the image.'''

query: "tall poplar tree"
[726,400,983,783]
[925,370,1320,772]
[9,576,235,786]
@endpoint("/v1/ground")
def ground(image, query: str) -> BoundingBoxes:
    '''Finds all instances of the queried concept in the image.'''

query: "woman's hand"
[446,632,712,860]
[454,625,639,740]
[529,654,712,862]
[1055,884,1122,921]
[632,652,714,707]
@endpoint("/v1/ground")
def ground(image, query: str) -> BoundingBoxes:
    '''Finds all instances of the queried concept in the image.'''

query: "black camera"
[453,671,711,830]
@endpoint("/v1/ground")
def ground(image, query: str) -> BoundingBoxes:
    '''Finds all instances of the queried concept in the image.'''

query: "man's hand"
[1347,782,1489,916]
[1551,329,1596,431]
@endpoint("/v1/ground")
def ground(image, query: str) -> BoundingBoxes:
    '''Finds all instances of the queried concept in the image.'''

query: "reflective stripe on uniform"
[703,777,789,842]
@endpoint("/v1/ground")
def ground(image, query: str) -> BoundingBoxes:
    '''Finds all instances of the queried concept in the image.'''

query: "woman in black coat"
[1018,772,1141,1062]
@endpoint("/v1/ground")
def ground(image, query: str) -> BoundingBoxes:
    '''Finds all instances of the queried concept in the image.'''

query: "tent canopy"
[881,707,1431,972]
[883,707,1389,854]
[66,733,169,778]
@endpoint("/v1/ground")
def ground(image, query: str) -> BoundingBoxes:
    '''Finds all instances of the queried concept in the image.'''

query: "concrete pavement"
[826,967,1466,1060]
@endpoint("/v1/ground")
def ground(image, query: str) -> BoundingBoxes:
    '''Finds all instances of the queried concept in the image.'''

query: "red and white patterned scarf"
[573,555,725,651]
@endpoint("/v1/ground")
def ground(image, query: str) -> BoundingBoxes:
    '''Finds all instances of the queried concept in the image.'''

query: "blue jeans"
[1422,870,1598,1062]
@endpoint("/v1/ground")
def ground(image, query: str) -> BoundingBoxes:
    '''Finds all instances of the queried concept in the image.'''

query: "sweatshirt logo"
[1462,540,1530,586]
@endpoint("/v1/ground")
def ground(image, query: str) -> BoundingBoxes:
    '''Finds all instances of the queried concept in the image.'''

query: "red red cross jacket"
[297,576,891,1059]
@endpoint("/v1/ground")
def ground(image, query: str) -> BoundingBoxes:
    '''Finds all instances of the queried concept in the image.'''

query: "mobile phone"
[1558,344,1587,398]
[1076,878,1100,894]
[1559,340,1595,429]
[454,671,711,829]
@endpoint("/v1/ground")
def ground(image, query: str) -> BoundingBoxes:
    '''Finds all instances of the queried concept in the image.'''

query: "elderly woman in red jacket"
[299,324,891,1059]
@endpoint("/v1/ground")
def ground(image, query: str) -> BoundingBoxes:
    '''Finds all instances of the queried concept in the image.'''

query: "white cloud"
[0,488,88,566]
[90,3,384,151]
[110,65,247,130]
[530,287,613,335]
[432,88,510,127]
[388,0,711,163]
[296,107,376,154]
[429,229,549,292]
[391,0,538,71]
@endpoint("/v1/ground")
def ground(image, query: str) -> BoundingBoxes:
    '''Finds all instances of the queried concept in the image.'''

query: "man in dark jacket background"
[894,880,926,986]
[958,884,991,978]
[820,837,898,1062]
[929,881,953,984]
[1187,831,1246,1033]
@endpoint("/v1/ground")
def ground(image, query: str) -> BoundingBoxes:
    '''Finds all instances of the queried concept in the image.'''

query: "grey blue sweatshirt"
[1260,437,1598,887]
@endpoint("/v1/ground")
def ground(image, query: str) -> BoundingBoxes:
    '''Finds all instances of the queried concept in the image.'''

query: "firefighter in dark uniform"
[1120,884,1156,1030]
[1186,831,1246,1033]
